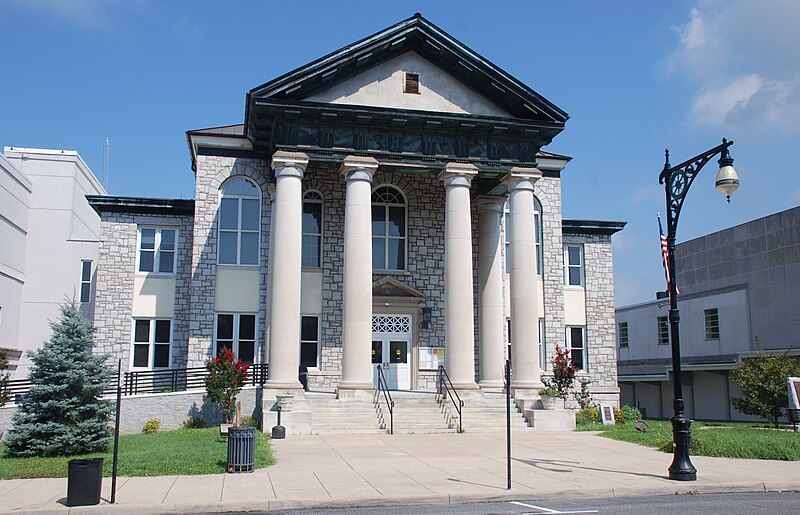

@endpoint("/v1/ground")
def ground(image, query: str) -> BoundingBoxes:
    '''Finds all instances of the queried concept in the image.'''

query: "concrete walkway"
[2,431,800,513]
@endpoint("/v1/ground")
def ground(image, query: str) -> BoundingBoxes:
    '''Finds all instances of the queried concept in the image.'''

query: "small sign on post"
[787,377,800,410]
[600,403,616,425]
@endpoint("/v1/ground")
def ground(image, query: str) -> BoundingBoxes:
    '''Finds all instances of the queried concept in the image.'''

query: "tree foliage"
[4,302,113,457]
[205,348,249,423]
[731,351,800,426]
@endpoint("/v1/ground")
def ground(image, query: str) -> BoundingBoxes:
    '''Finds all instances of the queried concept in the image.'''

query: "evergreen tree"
[4,302,112,457]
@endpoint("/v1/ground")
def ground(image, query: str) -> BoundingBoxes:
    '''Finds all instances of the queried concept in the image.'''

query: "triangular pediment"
[373,276,426,299]
[248,14,567,124]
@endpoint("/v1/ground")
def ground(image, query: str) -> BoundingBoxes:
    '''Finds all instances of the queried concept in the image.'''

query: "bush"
[205,349,250,424]
[620,405,642,422]
[613,408,624,422]
[541,345,577,408]
[576,406,599,425]
[182,417,205,429]
[240,415,261,429]
[142,418,161,434]
[731,351,800,426]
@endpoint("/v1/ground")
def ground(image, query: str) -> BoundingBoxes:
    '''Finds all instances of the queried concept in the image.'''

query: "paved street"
[2,431,800,513]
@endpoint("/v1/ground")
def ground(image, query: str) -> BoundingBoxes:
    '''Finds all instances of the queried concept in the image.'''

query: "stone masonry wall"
[189,155,270,368]
[94,213,194,369]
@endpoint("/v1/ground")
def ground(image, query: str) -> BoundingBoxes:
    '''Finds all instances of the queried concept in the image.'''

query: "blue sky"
[2,0,798,306]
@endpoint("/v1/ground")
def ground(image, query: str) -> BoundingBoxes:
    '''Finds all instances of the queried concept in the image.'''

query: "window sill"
[135,272,176,278]
[302,267,323,272]
[373,269,410,276]
[216,264,260,271]
[564,285,585,290]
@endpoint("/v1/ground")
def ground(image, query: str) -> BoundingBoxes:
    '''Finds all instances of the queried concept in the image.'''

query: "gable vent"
[404,72,420,94]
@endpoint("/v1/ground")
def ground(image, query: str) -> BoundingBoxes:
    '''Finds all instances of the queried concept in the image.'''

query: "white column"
[476,196,506,390]
[337,155,378,400]
[265,151,308,392]
[504,168,544,397]
[439,163,480,391]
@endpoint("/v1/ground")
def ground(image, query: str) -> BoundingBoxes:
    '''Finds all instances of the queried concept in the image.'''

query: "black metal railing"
[3,364,268,403]
[437,365,463,433]
[375,365,395,435]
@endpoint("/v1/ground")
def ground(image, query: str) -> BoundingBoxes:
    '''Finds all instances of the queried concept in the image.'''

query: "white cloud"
[670,0,800,131]
[7,0,150,30]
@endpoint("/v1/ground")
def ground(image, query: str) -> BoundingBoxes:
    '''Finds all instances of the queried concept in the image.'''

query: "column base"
[478,379,505,393]
[511,380,545,401]
[336,382,375,401]
[263,379,304,393]
[449,381,485,399]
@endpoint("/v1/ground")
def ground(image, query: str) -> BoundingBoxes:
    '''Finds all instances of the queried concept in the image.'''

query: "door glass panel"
[371,340,383,364]
[389,341,407,364]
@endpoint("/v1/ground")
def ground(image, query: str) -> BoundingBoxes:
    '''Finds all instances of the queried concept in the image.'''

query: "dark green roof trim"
[245,13,568,136]
[87,196,195,216]
[562,219,626,236]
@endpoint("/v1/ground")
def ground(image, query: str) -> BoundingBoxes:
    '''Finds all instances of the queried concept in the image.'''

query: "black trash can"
[227,426,256,473]
[67,458,104,506]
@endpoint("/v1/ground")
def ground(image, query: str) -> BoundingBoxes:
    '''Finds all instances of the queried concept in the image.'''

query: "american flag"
[658,213,678,295]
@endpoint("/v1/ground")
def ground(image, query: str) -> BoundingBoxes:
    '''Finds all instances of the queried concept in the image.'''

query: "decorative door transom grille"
[372,315,411,334]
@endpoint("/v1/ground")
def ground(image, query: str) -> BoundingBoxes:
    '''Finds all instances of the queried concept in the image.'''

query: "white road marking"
[510,500,599,514]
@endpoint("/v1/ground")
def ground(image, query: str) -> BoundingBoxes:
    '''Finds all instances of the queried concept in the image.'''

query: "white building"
[0,147,105,377]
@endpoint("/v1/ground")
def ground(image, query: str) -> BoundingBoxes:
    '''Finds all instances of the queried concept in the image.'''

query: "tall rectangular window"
[563,244,584,286]
[705,308,720,340]
[138,228,177,274]
[657,316,669,345]
[566,326,586,370]
[539,317,546,370]
[215,313,257,365]
[302,192,323,268]
[131,319,171,369]
[80,260,92,303]
[618,322,629,348]
[300,316,320,368]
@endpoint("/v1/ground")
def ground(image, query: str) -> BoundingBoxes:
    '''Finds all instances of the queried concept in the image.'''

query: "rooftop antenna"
[103,137,109,192]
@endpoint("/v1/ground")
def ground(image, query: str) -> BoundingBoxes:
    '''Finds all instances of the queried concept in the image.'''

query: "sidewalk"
[2,431,800,513]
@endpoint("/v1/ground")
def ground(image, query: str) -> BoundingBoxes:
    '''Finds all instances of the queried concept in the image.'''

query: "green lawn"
[578,419,800,461]
[0,428,275,479]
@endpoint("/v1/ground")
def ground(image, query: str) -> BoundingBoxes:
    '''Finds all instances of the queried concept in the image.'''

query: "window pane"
[160,229,175,251]
[372,238,385,269]
[80,283,91,303]
[300,342,317,368]
[241,199,260,231]
[388,206,405,237]
[159,251,175,273]
[219,231,238,264]
[372,341,383,364]
[240,232,259,265]
[239,315,256,340]
[301,316,318,342]
[302,235,320,268]
[303,202,322,234]
[81,261,92,281]
[220,198,239,230]
[239,341,255,365]
[139,251,155,272]
[568,246,581,265]
[134,320,150,342]
[570,327,583,347]
[387,239,405,270]
[140,228,155,250]
[569,267,581,286]
[372,206,386,236]
[571,349,584,370]
[217,314,234,340]
[390,341,407,364]
[154,320,171,343]
[133,344,149,367]
[217,340,232,354]
[154,344,170,368]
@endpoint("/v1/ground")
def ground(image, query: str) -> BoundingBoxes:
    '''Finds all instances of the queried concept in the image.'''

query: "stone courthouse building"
[87,14,624,430]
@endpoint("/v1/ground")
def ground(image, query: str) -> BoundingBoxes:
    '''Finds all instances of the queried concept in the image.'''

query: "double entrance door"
[371,314,411,390]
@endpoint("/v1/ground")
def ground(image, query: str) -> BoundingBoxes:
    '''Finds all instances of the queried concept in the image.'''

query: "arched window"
[504,196,543,275]
[302,190,323,268]
[218,177,261,265]
[372,185,407,270]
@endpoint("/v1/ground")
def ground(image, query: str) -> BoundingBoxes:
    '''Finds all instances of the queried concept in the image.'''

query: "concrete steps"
[302,391,533,434]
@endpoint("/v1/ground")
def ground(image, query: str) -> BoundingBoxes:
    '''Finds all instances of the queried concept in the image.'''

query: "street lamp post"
[658,138,739,481]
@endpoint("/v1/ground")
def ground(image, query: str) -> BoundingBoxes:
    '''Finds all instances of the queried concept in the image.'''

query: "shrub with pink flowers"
[541,345,577,408]
[205,348,250,424]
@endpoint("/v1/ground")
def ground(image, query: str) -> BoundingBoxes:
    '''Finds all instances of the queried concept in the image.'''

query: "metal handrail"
[437,365,464,433]
[375,365,395,435]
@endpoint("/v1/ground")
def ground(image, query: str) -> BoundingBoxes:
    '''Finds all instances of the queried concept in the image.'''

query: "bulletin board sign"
[600,403,616,425]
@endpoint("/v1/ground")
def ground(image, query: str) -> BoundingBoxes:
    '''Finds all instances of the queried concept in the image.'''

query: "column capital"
[502,166,542,191]
[340,155,379,182]
[438,162,478,188]
[272,151,309,176]
[475,195,506,213]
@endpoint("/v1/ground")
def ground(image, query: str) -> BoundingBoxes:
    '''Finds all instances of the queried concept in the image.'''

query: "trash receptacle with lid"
[227,426,256,473]
[67,458,104,506]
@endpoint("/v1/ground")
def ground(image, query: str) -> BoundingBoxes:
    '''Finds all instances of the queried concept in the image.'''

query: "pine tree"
[4,302,113,457]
